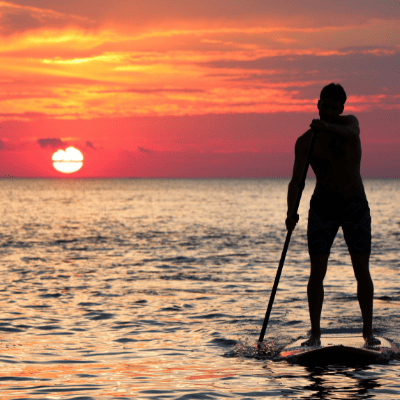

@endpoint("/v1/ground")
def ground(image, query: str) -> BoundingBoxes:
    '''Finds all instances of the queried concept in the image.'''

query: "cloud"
[1,42,398,118]
[0,1,91,35]
[0,139,4,150]
[0,112,47,120]
[138,146,152,155]
[37,138,64,148]
[97,88,205,94]
[202,46,400,98]
[5,0,400,31]
[86,140,96,150]
[0,3,398,120]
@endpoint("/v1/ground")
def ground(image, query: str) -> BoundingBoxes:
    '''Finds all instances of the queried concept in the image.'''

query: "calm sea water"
[1,178,400,399]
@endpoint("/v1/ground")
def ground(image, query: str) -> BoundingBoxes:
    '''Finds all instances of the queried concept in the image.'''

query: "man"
[286,83,380,347]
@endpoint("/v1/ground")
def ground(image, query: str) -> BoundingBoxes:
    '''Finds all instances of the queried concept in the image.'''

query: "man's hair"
[320,83,347,105]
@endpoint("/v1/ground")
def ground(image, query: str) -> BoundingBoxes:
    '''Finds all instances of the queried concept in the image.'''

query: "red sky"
[0,0,399,177]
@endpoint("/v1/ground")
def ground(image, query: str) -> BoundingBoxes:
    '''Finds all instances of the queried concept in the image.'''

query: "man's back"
[296,115,364,195]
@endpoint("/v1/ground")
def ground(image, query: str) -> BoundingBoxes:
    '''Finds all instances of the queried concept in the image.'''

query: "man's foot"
[364,334,381,347]
[301,335,321,347]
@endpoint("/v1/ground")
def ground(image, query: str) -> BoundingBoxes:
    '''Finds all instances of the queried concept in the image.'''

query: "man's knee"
[309,253,329,283]
[310,253,330,265]
[350,253,371,282]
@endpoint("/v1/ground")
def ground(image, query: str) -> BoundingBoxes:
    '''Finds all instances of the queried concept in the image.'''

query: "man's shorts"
[307,190,372,255]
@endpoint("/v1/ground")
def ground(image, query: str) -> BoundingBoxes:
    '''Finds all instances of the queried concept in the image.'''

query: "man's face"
[318,98,344,123]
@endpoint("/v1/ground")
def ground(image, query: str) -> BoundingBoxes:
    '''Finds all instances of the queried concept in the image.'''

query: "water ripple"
[0,178,399,399]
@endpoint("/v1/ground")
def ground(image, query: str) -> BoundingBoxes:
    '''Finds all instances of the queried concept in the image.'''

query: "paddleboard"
[280,333,398,365]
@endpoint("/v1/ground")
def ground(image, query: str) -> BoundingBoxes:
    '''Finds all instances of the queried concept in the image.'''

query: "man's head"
[318,83,347,123]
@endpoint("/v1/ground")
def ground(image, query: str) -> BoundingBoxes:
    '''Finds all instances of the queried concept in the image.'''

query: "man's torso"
[299,117,365,197]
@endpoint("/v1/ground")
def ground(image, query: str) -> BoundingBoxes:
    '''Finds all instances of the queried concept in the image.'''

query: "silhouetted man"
[286,83,380,347]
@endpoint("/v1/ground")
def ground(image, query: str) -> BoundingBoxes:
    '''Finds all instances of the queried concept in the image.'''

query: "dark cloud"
[0,2,92,35]
[8,0,400,30]
[203,47,400,97]
[0,112,47,118]
[0,12,41,35]
[0,139,4,150]
[86,141,96,150]
[138,146,152,155]
[37,138,64,148]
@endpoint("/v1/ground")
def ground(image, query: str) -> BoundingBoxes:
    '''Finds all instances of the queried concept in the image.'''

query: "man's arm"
[285,134,310,231]
[287,134,309,216]
[311,115,360,139]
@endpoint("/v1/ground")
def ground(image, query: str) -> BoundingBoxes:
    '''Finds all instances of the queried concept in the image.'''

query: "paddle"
[258,125,320,344]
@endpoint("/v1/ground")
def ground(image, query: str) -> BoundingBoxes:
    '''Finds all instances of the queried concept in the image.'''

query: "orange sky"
[0,0,399,177]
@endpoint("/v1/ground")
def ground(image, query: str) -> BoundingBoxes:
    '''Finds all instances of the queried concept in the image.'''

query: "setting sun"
[52,147,83,174]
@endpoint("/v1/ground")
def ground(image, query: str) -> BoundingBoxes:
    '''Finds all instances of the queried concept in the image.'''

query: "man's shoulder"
[297,128,314,143]
[339,114,359,125]
[295,129,313,154]
[339,114,360,136]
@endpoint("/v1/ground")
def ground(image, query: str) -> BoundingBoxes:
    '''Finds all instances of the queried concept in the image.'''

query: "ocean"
[0,178,400,399]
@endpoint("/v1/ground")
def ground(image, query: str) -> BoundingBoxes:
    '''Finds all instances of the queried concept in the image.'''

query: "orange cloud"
[0,2,398,122]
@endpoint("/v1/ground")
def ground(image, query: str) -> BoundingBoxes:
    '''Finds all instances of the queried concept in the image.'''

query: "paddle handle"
[258,126,320,343]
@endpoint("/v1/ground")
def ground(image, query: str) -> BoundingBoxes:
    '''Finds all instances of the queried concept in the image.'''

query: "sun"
[52,147,83,174]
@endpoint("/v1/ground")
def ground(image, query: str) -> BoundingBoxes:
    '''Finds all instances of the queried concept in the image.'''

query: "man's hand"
[310,119,327,131]
[285,213,299,231]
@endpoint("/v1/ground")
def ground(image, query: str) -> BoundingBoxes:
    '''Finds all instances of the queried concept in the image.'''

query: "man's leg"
[302,253,329,346]
[350,253,380,346]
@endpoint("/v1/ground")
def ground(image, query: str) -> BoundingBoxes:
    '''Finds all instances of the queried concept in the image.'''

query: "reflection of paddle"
[258,126,320,344]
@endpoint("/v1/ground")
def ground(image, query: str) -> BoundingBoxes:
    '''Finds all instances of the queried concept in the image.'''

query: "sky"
[0,0,399,178]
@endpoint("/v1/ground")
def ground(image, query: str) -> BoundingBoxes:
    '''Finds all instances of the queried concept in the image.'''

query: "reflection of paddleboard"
[280,333,398,364]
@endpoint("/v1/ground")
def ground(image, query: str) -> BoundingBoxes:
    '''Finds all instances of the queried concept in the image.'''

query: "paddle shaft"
[258,126,320,343]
